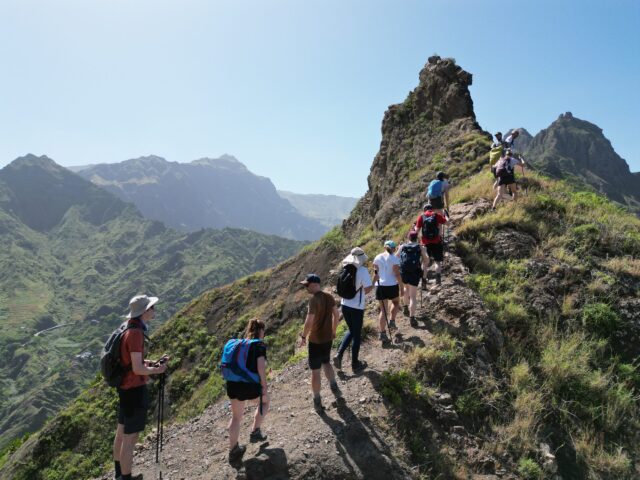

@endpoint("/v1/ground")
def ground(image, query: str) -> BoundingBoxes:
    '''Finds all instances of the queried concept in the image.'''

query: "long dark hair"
[244,319,266,339]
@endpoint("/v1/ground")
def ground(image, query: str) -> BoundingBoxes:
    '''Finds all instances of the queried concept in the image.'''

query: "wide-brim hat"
[126,294,159,319]
[342,247,368,266]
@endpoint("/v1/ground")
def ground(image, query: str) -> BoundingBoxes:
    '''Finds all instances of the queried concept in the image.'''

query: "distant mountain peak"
[6,154,59,171]
[190,155,247,171]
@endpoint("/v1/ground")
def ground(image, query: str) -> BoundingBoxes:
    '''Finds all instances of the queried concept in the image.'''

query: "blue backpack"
[427,179,444,198]
[220,339,262,384]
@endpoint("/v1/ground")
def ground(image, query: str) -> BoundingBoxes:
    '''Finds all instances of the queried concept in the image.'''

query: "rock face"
[525,113,640,212]
[75,155,328,240]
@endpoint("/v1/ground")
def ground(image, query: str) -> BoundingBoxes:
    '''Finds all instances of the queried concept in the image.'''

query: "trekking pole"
[155,372,166,480]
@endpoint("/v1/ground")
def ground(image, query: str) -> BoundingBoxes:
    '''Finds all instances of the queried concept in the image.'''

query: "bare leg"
[403,285,410,309]
[119,431,139,475]
[251,396,269,432]
[407,285,418,316]
[322,362,336,384]
[113,423,124,463]
[493,185,506,209]
[390,298,400,321]
[228,399,245,449]
[510,183,518,201]
[435,261,443,274]
[378,300,387,332]
[311,368,322,396]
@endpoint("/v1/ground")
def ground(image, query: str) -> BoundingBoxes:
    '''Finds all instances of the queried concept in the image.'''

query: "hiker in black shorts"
[298,274,341,412]
[492,149,525,209]
[397,231,429,327]
[226,319,270,463]
[373,241,402,343]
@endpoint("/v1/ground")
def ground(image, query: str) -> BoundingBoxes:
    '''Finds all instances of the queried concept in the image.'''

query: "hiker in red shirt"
[113,295,168,480]
[415,204,447,285]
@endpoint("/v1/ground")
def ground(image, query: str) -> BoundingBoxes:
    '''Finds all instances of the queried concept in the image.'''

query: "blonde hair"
[244,318,266,339]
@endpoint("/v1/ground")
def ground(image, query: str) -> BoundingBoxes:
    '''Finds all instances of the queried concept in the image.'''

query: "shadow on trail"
[236,443,290,480]
[318,396,411,479]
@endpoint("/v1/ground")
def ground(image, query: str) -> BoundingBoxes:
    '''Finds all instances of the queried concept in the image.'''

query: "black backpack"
[336,263,360,300]
[400,244,422,273]
[421,213,440,240]
[100,321,146,388]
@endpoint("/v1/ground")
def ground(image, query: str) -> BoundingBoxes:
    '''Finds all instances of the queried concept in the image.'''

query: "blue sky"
[1,0,638,197]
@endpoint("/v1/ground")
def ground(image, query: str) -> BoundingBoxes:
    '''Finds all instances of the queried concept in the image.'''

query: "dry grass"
[601,257,640,278]
[574,433,633,479]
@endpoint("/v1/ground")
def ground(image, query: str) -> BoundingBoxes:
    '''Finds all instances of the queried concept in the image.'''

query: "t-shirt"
[244,341,267,374]
[119,319,148,390]
[504,134,518,149]
[373,252,401,286]
[498,156,521,173]
[341,265,372,310]
[308,291,336,344]
[416,212,447,245]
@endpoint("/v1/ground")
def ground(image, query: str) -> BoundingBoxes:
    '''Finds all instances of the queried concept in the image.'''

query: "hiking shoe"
[313,396,324,412]
[229,443,246,463]
[379,331,390,343]
[249,428,267,443]
[436,273,442,285]
[388,320,397,330]
[116,476,143,480]
[332,354,342,370]
[352,360,368,373]
[410,316,418,328]
[330,381,341,396]
[402,305,410,316]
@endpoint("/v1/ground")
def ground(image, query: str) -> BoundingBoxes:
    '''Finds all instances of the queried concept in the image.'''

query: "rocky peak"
[190,155,248,172]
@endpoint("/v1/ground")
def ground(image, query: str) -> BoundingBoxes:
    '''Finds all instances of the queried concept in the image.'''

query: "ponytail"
[244,318,266,339]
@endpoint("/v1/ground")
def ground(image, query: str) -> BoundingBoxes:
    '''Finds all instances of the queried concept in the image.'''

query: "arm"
[444,189,450,210]
[299,312,314,346]
[257,355,268,396]
[131,352,166,376]
[332,306,340,339]
[393,263,402,289]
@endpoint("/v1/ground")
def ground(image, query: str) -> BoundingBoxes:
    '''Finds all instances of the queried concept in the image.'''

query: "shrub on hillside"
[581,303,620,337]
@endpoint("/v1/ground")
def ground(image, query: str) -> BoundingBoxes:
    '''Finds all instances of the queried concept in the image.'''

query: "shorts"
[227,381,261,401]
[425,242,444,262]
[117,385,149,434]
[497,174,516,186]
[308,341,332,370]
[376,284,400,300]
[401,269,422,287]
[429,196,444,209]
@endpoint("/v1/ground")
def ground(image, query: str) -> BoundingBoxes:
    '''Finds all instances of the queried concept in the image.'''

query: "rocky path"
[101,202,498,480]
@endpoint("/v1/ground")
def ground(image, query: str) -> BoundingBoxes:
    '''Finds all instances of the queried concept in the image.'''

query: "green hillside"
[0,155,306,449]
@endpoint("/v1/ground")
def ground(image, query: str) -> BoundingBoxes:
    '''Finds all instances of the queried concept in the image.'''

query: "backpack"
[100,321,145,388]
[220,339,263,384]
[427,179,444,199]
[495,157,514,178]
[489,145,503,165]
[400,244,422,273]
[336,263,360,300]
[421,213,440,240]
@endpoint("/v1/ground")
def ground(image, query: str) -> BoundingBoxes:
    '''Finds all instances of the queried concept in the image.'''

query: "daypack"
[427,179,444,199]
[220,339,262,384]
[400,244,422,273]
[489,145,504,165]
[100,321,145,388]
[336,263,360,300]
[495,157,514,178]
[421,213,440,240]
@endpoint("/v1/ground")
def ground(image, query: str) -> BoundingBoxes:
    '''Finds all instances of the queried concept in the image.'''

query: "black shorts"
[401,270,422,287]
[425,243,444,262]
[376,284,400,300]
[118,385,149,434]
[308,341,332,370]
[429,196,445,209]
[227,381,261,401]
[497,174,516,186]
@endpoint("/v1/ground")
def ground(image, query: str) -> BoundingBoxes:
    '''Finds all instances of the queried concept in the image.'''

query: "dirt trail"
[100,202,497,480]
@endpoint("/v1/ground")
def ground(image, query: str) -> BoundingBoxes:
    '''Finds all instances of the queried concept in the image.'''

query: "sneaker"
[330,381,341,396]
[229,443,246,463]
[379,331,390,343]
[436,273,442,285]
[402,305,410,316]
[249,428,267,443]
[388,320,397,330]
[352,360,368,373]
[410,316,418,328]
[332,354,342,370]
[313,395,324,412]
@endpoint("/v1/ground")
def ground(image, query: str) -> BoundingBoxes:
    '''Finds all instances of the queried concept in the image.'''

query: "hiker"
[492,149,526,209]
[223,318,269,463]
[503,129,520,150]
[491,131,504,149]
[426,171,450,215]
[298,274,341,412]
[334,247,373,373]
[490,132,505,185]
[373,240,402,343]
[397,231,429,327]
[112,294,168,480]
[415,204,447,285]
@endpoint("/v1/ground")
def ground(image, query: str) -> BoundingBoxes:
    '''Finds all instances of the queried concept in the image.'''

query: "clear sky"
[1,0,638,197]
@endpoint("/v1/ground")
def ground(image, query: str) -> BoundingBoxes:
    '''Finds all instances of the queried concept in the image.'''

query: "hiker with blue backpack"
[415,204,448,285]
[298,274,341,412]
[221,318,269,463]
[426,171,450,215]
[397,230,429,327]
[334,247,373,373]
[492,149,526,210]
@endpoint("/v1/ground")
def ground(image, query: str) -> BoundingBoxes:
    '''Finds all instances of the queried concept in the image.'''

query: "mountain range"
[73,155,357,240]
[0,155,306,449]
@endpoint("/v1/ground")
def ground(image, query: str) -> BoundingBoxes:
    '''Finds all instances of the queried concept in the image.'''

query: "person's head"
[127,294,158,322]
[495,132,503,140]
[342,247,368,267]
[408,231,418,242]
[384,240,396,253]
[244,318,266,339]
[506,148,513,157]
[511,129,520,138]
[300,273,321,293]
[436,171,447,181]
[423,203,433,212]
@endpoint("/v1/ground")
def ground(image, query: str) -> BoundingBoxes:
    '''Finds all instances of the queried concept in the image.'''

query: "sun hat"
[342,247,368,266]
[384,240,396,249]
[300,273,321,285]
[126,294,159,319]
